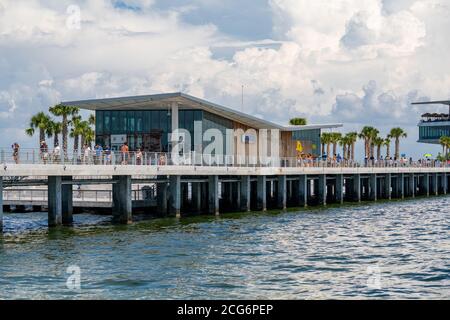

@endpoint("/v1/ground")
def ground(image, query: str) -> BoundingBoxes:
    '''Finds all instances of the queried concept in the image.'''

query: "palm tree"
[359,126,372,158]
[321,132,332,158]
[439,136,450,159]
[25,112,51,146]
[384,137,391,159]
[84,128,95,147]
[49,104,79,154]
[389,128,407,159]
[345,132,358,160]
[369,128,379,158]
[47,121,62,148]
[339,135,351,160]
[80,121,95,148]
[373,137,384,160]
[330,132,342,157]
[289,118,307,126]
[88,114,96,126]
[70,115,83,154]
[359,126,378,158]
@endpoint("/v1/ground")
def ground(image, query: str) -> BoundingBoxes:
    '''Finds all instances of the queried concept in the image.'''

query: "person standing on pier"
[12,142,20,164]
[40,140,49,164]
[82,144,91,164]
[53,143,61,163]
[136,148,143,165]
[104,145,111,164]
[121,142,129,165]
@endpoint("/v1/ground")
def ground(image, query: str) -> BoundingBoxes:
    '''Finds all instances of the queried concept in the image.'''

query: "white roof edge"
[282,123,343,131]
[62,92,342,131]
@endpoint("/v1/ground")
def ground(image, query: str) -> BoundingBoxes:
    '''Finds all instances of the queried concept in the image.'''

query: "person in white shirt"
[53,144,61,163]
[83,144,91,164]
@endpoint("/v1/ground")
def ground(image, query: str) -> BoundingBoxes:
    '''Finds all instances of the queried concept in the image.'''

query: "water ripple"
[0,197,449,299]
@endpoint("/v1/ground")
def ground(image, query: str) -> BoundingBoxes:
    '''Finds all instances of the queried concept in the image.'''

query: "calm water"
[0,197,449,299]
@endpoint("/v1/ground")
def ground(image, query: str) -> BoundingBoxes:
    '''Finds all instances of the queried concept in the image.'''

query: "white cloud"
[0,0,449,159]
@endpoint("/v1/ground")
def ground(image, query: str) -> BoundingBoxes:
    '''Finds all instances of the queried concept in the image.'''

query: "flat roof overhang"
[417,139,440,145]
[412,100,450,106]
[62,92,343,131]
[418,121,450,127]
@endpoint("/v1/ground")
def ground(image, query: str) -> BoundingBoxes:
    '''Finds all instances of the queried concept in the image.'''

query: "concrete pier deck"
[1,164,449,231]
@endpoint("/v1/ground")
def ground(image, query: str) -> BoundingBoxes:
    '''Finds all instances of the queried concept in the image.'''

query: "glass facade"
[419,125,450,140]
[202,111,233,155]
[95,109,202,151]
[292,129,321,156]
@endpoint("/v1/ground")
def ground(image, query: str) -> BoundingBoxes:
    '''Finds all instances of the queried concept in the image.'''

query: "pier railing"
[2,187,156,203]
[1,148,449,168]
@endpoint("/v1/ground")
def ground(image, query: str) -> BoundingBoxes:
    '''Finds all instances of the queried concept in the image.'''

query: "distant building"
[412,100,450,144]
[63,92,342,158]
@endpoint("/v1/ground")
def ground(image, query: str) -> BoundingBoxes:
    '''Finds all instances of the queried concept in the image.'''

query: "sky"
[1,0,450,159]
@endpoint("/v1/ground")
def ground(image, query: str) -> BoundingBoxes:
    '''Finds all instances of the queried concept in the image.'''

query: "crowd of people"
[9,141,449,167]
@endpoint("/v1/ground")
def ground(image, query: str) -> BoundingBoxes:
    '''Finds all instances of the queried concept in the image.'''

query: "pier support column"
[385,173,391,200]
[0,177,3,232]
[157,181,168,215]
[353,174,361,202]
[235,182,241,210]
[112,175,132,224]
[397,173,405,199]
[298,175,308,207]
[240,176,251,212]
[317,174,326,206]
[169,176,181,218]
[277,175,287,210]
[408,173,415,198]
[208,175,219,216]
[335,174,344,204]
[369,174,377,201]
[430,173,438,196]
[257,176,267,211]
[423,173,430,196]
[441,173,447,195]
[48,176,62,227]
[191,182,202,212]
[61,176,73,225]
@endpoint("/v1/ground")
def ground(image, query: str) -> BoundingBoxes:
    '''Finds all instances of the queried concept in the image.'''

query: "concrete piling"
[441,173,447,195]
[240,176,251,212]
[169,175,181,218]
[409,173,415,198]
[335,174,344,204]
[317,174,327,206]
[277,175,287,210]
[157,181,168,215]
[431,173,438,196]
[191,182,202,212]
[48,176,62,227]
[299,175,308,207]
[397,173,405,199]
[62,176,73,225]
[257,175,267,211]
[353,174,361,202]
[208,175,219,216]
[385,173,392,200]
[112,175,132,224]
[369,174,377,201]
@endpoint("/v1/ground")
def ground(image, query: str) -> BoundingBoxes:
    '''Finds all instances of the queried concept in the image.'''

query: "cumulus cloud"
[0,0,450,158]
